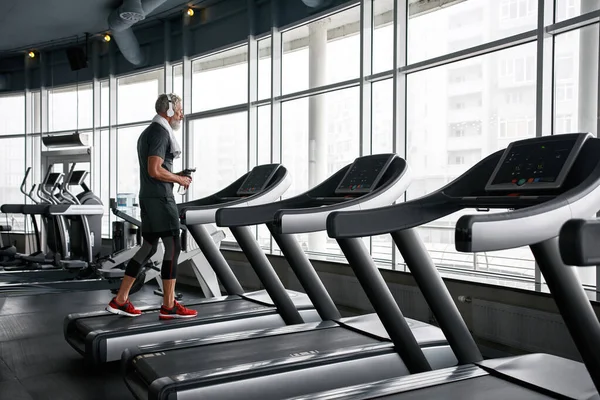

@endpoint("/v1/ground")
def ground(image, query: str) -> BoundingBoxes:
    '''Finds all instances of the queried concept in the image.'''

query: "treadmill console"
[236,164,280,196]
[485,133,590,192]
[69,170,88,185]
[335,154,395,195]
[45,173,61,186]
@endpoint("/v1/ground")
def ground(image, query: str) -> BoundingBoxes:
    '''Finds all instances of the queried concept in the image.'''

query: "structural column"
[308,20,328,253]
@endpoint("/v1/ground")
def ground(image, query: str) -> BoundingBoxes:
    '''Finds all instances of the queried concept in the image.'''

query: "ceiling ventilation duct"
[108,0,168,66]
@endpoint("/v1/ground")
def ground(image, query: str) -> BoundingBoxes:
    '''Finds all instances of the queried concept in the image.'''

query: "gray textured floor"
[0,284,206,400]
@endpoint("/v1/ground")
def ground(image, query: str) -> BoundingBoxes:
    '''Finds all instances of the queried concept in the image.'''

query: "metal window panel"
[276,78,361,103]
[399,30,538,75]
[546,9,600,35]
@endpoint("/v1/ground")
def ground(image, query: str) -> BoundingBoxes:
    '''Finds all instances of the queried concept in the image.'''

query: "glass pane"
[117,69,163,125]
[0,137,25,230]
[116,124,183,196]
[282,6,360,95]
[0,94,25,136]
[258,38,272,100]
[173,63,183,98]
[372,79,394,154]
[257,105,271,165]
[281,86,360,256]
[556,0,599,22]
[101,81,109,127]
[406,43,537,279]
[408,0,536,64]
[192,46,248,112]
[189,113,248,199]
[189,113,248,243]
[373,0,395,74]
[554,24,599,136]
[48,84,93,132]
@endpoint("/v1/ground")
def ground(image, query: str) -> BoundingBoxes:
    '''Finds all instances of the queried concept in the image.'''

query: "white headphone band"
[166,93,174,117]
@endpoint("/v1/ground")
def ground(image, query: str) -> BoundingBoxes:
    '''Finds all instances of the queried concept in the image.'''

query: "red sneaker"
[106,297,142,317]
[159,301,198,320]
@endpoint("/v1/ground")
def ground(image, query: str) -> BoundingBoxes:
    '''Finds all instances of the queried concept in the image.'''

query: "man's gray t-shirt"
[137,122,175,198]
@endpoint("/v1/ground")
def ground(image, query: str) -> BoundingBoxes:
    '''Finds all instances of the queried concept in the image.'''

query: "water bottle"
[177,168,196,196]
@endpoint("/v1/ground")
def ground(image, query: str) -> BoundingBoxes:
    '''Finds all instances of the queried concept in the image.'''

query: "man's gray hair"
[155,93,182,115]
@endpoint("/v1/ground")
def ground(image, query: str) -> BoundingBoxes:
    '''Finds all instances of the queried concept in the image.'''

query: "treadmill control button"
[517,178,526,186]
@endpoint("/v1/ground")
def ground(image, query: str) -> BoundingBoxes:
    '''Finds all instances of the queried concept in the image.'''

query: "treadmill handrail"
[274,166,412,234]
[47,204,105,216]
[455,170,600,253]
[558,218,600,266]
[182,172,292,225]
[326,192,461,239]
[216,158,409,231]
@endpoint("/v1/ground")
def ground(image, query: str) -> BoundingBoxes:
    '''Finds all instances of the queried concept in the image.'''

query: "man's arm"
[148,156,190,186]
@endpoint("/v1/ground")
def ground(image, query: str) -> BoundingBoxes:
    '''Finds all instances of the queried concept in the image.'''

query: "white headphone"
[166,94,175,117]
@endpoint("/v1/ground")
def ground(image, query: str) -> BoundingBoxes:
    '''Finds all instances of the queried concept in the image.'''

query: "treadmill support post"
[530,238,600,393]
[337,237,432,374]
[393,228,483,364]
[268,224,342,321]
[230,226,305,325]
[186,224,244,295]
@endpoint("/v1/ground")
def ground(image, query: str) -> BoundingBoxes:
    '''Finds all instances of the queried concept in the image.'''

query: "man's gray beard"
[170,120,181,131]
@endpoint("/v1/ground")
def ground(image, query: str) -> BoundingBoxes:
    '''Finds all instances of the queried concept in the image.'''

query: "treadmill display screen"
[335,154,395,194]
[237,164,280,195]
[69,171,87,185]
[486,133,588,191]
[46,173,61,186]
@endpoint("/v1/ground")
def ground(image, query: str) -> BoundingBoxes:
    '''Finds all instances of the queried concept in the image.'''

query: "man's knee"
[160,235,181,280]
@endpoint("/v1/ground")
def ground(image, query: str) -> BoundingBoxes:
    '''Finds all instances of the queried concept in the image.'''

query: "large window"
[282,6,361,95]
[188,113,248,199]
[0,93,25,135]
[408,0,536,64]
[281,87,360,256]
[48,84,93,131]
[556,0,599,22]
[117,69,163,125]
[258,38,272,101]
[554,24,599,136]
[192,46,248,112]
[406,43,538,278]
[0,137,26,230]
[373,0,395,74]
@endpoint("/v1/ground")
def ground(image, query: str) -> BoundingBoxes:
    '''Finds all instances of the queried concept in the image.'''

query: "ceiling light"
[104,34,111,42]
[28,51,35,58]
[187,8,194,16]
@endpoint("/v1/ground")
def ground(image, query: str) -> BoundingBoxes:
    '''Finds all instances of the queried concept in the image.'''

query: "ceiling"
[0,0,193,55]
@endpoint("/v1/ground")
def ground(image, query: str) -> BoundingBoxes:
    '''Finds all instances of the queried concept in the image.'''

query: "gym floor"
[0,284,207,400]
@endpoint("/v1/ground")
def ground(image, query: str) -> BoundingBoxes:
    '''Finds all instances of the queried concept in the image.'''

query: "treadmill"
[122,154,457,400]
[64,163,320,366]
[280,132,600,400]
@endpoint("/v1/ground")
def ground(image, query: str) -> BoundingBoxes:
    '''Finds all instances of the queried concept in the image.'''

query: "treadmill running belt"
[75,299,272,334]
[135,327,378,384]
[379,376,552,399]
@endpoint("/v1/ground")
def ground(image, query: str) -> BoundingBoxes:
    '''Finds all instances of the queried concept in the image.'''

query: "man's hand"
[178,175,192,188]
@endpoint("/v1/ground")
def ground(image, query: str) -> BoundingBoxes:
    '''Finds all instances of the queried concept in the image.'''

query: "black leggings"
[124,231,181,280]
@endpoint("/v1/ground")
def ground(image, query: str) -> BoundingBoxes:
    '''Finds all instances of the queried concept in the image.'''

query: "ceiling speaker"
[66,46,88,71]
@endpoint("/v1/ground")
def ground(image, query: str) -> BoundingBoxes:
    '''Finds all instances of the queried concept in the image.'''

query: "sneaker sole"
[106,305,142,317]
[159,313,198,320]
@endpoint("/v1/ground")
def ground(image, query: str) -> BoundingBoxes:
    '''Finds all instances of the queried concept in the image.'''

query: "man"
[106,93,197,320]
